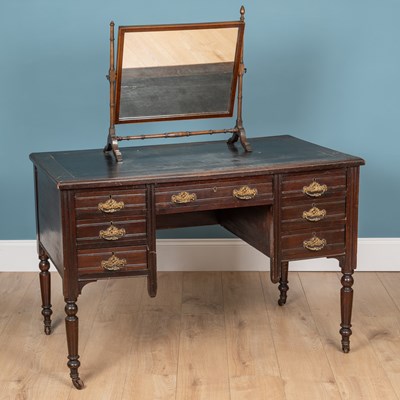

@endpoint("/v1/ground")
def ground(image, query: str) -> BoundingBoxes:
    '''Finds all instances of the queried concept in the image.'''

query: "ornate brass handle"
[233,185,258,200]
[99,223,126,241]
[303,180,328,197]
[302,205,327,222]
[101,253,127,271]
[171,191,197,204]
[303,234,327,251]
[98,197,125,213]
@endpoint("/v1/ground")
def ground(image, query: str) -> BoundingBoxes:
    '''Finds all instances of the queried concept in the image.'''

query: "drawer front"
[77,246,147,276]
[281,227,345,261]
[282,169,346,200]
[281,197,346,232]
[75,188,146,220]
[156,176,273,213]
[76,217,146,248]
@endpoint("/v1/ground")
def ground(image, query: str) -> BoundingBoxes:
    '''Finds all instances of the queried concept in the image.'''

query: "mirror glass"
[115,23,244,124]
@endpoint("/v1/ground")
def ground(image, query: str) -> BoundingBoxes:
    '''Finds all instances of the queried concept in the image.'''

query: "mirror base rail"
[103,127,251,163]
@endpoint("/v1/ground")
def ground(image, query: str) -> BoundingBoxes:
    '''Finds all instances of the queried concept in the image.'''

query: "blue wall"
[1,0,399,239]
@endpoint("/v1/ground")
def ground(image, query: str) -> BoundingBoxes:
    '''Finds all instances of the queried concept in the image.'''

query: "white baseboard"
[0,238,399,272]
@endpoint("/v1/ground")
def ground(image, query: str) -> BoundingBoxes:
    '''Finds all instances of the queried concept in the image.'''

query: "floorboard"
[1,271,400,400]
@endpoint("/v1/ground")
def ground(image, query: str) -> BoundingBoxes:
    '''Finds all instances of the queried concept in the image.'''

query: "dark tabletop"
[30,135,365,189]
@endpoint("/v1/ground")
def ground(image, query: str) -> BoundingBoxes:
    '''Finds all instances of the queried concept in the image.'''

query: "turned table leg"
[147,251,157,298]
[147,274,157,298]
[39,247,52,335]
[65,299,84,390]
[340,270,354,353]
[278,261,289,306]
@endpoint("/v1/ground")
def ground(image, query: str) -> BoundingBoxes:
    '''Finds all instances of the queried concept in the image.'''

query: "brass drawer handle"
[99,223,126,241]
[98,197,125,213]
[302,205,327,222]
[233,185,258,200]
[171,191,197,204]
[303,180,328,197]
[303,233,327,251]
[101,253,127,271]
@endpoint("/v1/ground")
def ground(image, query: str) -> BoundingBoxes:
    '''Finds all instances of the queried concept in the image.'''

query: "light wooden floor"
[1,271,400,400]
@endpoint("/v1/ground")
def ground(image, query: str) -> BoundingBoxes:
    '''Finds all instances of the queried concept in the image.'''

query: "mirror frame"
[104,7,251,162]
[114,21,244,124]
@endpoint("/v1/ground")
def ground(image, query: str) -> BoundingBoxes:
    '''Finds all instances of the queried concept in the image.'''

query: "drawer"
[282,169,346,200]
[76,217,146,248]
[77,246,148,276]
[281,227,345,261]
[75,188,146,220]
[156,176,273,214]
[281,197,346,232]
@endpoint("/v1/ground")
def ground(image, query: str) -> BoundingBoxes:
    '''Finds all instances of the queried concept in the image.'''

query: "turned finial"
[110,21,115,27]
[240,5,245,21]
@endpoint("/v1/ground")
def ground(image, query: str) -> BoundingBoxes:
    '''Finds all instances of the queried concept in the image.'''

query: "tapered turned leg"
[340,271,354,353]
[65,300,84,389]
[147,276,157,298]
[147,248,157,298]
[147,264,157,298]
[278,261,289,306]
[39,247,52,335]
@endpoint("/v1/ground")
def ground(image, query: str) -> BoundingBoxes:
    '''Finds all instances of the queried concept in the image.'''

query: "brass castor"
[72,378,84,390]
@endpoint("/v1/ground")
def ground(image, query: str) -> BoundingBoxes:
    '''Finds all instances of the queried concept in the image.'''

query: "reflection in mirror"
[117,26,241,122]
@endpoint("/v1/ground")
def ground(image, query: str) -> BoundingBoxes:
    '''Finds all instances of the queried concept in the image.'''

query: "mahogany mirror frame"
[104,6,251,162]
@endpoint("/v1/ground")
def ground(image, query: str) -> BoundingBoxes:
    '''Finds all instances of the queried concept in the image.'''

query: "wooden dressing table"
[30,135,364,389]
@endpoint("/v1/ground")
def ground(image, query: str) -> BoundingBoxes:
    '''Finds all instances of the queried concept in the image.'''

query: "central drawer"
[156,176,273,214]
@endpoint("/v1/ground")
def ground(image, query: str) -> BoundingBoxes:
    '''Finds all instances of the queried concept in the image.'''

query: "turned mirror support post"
[104,21,122,162]
[228,5,251,152]
[227,60,251,152]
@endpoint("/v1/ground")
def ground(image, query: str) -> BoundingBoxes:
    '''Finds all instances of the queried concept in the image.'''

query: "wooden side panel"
[35,167,64,276]
[345,167,361,271]
[146,184,157,297]
[61,190,79,298]
[218,206,271,257]
[270,174,282,284]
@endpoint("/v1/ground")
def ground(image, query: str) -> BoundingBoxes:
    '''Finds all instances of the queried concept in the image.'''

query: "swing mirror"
[114,21,244,123]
